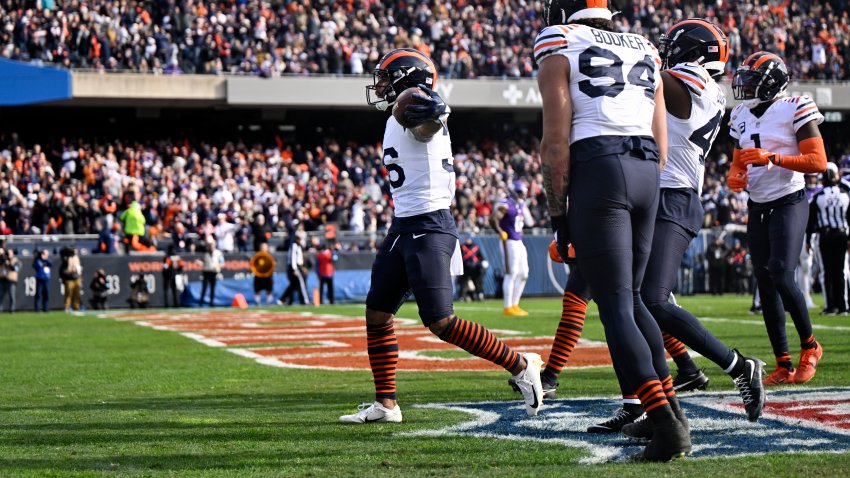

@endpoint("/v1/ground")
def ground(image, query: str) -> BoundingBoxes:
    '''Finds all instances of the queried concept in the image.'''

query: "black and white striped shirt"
[811,184,850,231]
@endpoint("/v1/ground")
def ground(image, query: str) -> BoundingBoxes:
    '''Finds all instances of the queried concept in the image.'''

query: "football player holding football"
[340,48,545,424]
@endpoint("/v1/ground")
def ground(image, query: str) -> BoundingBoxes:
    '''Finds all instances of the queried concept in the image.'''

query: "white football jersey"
[381,116,455,218]
[661,62,726,195]
[534,24,662,143]
[729,95,825,203]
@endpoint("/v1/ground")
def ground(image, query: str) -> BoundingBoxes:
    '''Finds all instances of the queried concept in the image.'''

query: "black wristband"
[550,215,568,234]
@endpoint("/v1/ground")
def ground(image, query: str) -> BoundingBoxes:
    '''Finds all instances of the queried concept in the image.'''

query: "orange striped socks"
[367,322,399,400]
[801,335,817,350]
[661,375,676,398]
[663,332,688,358]
[636,378,670,414]
[777,351,793,370]
[544,291,587,379]
[440,317,522,372]
[663,332,700,375]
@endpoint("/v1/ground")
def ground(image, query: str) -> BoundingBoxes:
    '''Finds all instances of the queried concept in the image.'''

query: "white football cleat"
[513,353,544,416]
[339,401,403,424]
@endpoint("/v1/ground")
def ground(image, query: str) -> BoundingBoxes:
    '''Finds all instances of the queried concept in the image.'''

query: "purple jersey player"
[490,182,530,316]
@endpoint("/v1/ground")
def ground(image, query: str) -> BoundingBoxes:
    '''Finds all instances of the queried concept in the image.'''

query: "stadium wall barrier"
[62,72,850,112]
[9,233,716,310]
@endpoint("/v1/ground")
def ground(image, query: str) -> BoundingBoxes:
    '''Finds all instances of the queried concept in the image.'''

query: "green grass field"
[1,295,850,477]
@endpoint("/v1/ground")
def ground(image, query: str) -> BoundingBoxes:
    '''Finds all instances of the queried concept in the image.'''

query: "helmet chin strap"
[374,100,390,111]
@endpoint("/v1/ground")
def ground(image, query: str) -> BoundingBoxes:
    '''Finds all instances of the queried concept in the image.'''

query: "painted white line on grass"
[699,316,850,331]
[180,332,227,347]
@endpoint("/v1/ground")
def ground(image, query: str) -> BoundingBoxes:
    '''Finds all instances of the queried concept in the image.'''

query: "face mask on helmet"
[366,49,437,111]
[366,70,395,111]
[732,54,789,108]
[732,69,764,107]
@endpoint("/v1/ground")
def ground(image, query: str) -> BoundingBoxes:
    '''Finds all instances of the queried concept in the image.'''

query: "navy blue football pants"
[642,209,735,370]
[748,191,813,357]
[568,137,670,395]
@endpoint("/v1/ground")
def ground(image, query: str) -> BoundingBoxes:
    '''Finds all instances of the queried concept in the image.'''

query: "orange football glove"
[549,240,564,263]
[549,240,576,264]
[739,148,779,167]
[727,148,748,192]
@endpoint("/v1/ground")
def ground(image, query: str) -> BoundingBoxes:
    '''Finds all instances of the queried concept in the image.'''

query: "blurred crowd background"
[1,0,850,253]
[1,1,849,80]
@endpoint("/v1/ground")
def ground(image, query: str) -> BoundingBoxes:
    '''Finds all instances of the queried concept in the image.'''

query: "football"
[392,87,427,128]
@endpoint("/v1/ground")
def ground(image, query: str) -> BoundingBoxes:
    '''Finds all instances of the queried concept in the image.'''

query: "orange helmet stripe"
[667,19,728,64]
[586,0,608,7]
[378,49,438,88]
[752,52,782,69]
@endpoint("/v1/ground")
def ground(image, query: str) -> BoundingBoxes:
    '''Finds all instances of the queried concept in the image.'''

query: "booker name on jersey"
[534,23,662,143]
[729,95,825,203]
[662,62,726,195]
[381,115,454,218]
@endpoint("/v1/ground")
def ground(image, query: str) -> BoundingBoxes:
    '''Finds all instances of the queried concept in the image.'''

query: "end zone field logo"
[107,310,613,371]
[405,388,850,463]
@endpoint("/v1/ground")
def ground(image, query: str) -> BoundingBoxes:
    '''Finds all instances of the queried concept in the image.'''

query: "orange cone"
[231,293,249,308]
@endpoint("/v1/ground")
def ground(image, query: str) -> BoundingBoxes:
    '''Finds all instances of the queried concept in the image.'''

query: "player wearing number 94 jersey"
[536,0,689,461]
[727,52,827,387]
[341,48,546,425]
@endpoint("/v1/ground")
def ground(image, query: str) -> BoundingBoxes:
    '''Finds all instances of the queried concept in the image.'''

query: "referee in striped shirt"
[809,163,850,315]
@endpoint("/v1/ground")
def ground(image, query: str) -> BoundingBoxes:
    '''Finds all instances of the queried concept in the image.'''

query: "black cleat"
[508,373,559,399]
[731,351,766,422]
[673,369,710,392]
[587,404,643,433]
[541,376,559,399]
[749,305,762,315]
[622,413,651,440]
[624,402,689,440]
[631,418,691,462]
[508,376,520,393]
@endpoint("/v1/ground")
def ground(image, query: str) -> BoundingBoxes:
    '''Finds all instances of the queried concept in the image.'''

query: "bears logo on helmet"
[542,0,613,26]
[732,52,789,108]
[659,18,728,76]
[366,48,437,111]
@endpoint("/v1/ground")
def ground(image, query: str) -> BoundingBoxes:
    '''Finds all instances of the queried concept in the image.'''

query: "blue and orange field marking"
[108,310,613,371]
[406,388,850,463]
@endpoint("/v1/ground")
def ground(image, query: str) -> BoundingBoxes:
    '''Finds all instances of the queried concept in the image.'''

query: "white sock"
[723,351,739,374]
[503,274,515,309]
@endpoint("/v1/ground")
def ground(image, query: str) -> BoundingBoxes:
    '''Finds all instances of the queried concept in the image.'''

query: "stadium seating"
[1,1,847,80]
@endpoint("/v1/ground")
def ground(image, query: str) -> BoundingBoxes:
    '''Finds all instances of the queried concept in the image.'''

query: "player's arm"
[726,108,748,192]
[661,70,691,120]
[651,80,668,171]
[538,54,572,257]
[405,85,450,142]
[489,204,508,240]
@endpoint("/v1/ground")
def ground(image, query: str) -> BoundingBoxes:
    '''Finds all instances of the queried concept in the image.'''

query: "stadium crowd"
[1,1,849,80]
[0,132,791,248]
[0,134,554,247]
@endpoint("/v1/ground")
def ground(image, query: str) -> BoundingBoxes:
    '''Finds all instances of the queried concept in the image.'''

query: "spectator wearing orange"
[316,242,338,305]
[251,243,276,306]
